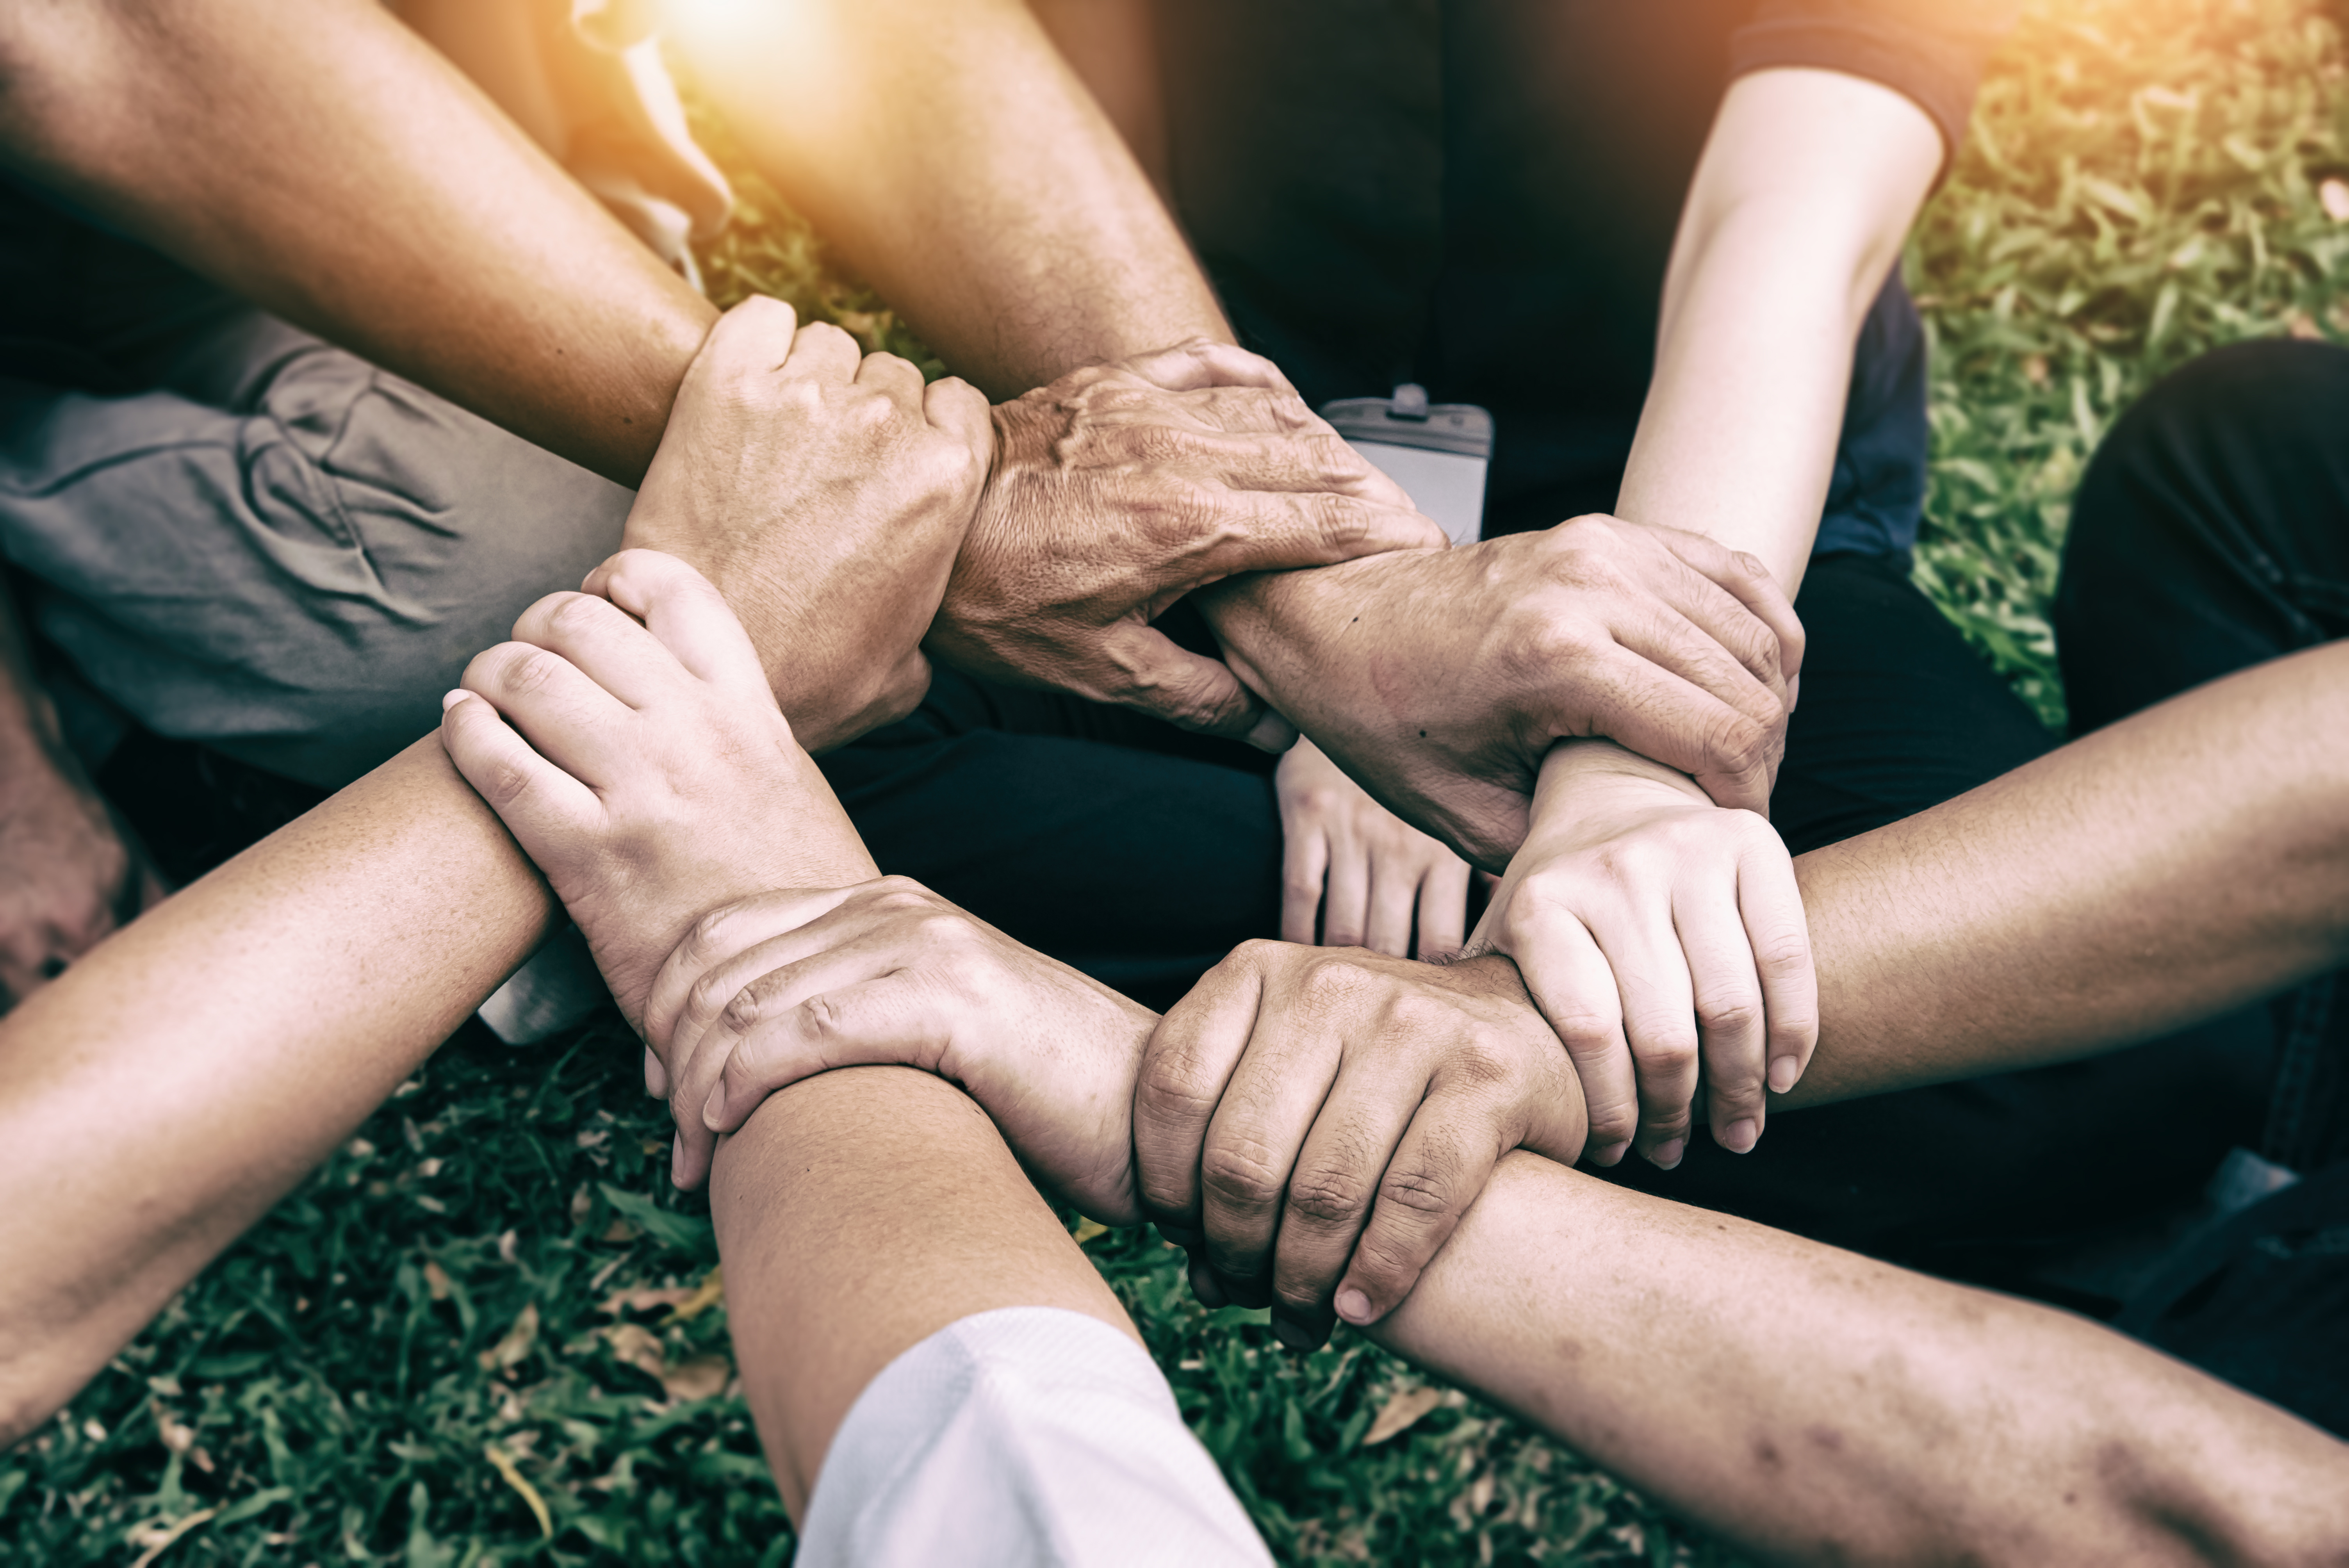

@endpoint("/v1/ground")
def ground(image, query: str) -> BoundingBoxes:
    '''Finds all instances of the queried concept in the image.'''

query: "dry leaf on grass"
[602,1322,734,1402]
[665,1268,726,1324]
[479,1303,540,1372]
[1071,1218,1109,1246]
[126,1508,217,1568]
[484,1443,554,1539]
[601,1285,694,1316]
[423,1260,452,1301]
[1363,1384,1445,1446]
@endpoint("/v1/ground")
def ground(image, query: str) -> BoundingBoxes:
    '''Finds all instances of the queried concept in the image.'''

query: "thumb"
[1098,623,1292,749]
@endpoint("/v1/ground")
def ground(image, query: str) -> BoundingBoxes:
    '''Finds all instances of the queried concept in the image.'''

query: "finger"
[583,549,773,702]
[675,923,930,1188]
[645,886,862,1064]
[1673,873,1770,1155]
[1609,601,1786,736]
[922,374,993,457]
[852,349,926,410]
[1134,944,1271,1227]
[1091,622,1272,739]
[1585,904,1700,1170]
[1571,649,1775,816]
[1196,1004,1345,1308]
[1652,526,1807,682]
[438,687,602,853]
[1415,855,1472,961]
[1279,827,1330,946]
[644,1046,668,1099]
[1739,830,1820,1099]
[694,294,801,382]
[1119,337,1296,394]
[1320,837,1371,950]
[458,640,635,789]
[1360,855,1417,959]
[1508,907,1638,1164]
[1264,1055,1426,1345]
[511,590,693,711]
[781,319,863,383]
[708,968,957,1134]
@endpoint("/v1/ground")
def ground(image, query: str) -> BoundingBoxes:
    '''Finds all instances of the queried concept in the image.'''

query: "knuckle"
[717,981,767,1036]
[1199,1141,1286,1215]
[1378,1163,1458,1220]
[1285,1165,1376,1228]
[496,647,568,699]
[1705,711,1770,777]
[1694,994,1763,1038]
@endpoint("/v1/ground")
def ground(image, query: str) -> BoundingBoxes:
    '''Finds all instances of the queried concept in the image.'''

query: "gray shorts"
[0,306,632,788]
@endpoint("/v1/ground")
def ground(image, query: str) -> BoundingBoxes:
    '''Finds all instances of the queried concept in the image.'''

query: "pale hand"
[646,877,1155,1210]
[1276,737,1471,958]
[441,550,875,1039]
[1464,741,1817,1170]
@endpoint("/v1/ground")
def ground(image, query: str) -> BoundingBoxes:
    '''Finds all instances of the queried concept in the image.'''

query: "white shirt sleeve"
[795,1306,1274,1568]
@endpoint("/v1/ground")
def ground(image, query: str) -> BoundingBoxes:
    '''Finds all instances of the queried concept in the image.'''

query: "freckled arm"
[1366,1152,2346,1563]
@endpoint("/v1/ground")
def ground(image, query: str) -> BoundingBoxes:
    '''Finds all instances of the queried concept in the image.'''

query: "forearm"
[667,0,1226,398]
[710,1066,1135,1520]
[0,0,711,486]
[1374,1151,2345,1562]
[1615,69,1943,593]
[0,739,552,1440]
[1787,640,2349,1106]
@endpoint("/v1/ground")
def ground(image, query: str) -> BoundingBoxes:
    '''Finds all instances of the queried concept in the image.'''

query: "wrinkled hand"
[1277,737,1471,958]
[929,339,1446,748]
[441,550,875,1033]
[637,877,1155,1206]
[1201,513,1805,868]
[1465,741,1816,1169]
[0,743,165,1005]
[1136,942,1586,1348]
[620,296,991,752]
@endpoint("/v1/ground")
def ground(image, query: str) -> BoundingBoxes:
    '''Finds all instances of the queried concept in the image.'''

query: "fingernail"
[1592,1140,1631,1167]
[702,1081,726,1130]
[1650,1137,1686,1171]
[440,689,467,711]
[1769,1055,1802,1094]
[1720,1119,1758,1155]
[670,1131,686,1187]
[1334,1286,1374,1324]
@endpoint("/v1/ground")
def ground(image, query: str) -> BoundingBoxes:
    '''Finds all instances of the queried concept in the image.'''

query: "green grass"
[6,0,2345,1561]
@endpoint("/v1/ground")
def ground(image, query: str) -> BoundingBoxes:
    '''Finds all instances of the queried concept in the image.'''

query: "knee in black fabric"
[2057,340,2349,734]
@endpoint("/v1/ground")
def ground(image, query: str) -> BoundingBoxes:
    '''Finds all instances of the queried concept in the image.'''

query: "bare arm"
[665,0,1224,399]
[1784,637,2349,1107]
[1617,66,1944,593]
[0,739,551,1440]
[0,0,713,487]
[1374,1151,2347,1564]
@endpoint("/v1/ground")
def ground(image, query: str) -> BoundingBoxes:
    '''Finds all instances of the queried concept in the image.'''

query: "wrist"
[1534,739,1709,806]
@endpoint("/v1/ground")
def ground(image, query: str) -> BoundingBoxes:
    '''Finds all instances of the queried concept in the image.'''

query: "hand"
[1464,741,1817,1170]
[1199,513,1805,868]
[1135,942,1586,1348]
[1277,737,1471,958]
[441,549,877,1032]
[0,744,165,1005]
[642,877,1155,1209]
[619,296,991,752]
[928,339,1447,749]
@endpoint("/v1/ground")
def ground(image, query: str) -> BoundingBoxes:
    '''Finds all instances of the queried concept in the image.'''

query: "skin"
[593,578,2348,1562]
[1274,737,1472,959]
[1473,68,1951,1169]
